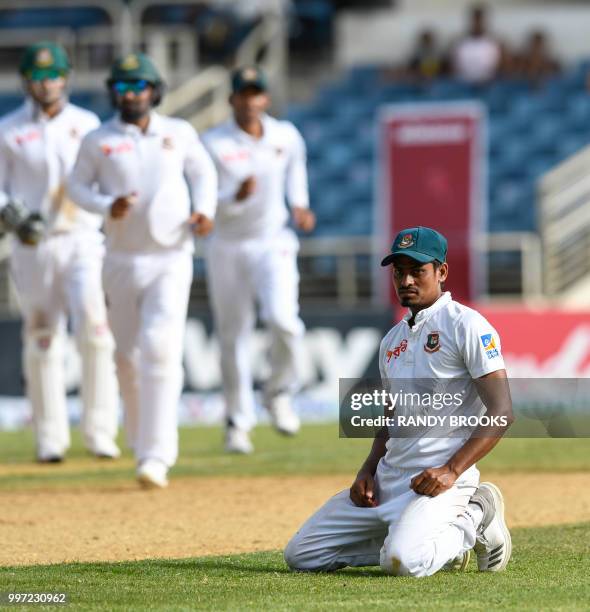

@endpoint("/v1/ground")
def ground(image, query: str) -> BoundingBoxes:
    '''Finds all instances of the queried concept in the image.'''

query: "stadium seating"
[2,61,590,239]
[285,62,590,236]
[0,7,110,29]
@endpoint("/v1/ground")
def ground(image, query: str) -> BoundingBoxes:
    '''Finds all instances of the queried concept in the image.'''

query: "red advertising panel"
[478,306,590,377]
[377,102,486,305]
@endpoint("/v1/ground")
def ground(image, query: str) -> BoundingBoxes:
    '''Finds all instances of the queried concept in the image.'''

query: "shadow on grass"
[151,556,387,579]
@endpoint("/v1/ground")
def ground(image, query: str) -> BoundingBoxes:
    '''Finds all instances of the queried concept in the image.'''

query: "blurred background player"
[68,53,217,488]
[0,42,119,463]
[202,66,315,454]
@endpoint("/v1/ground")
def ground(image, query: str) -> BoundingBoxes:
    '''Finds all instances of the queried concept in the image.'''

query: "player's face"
[26,76,67,107]
[231,87,270,123]
[113,80,154,122]
[391,255,448,310]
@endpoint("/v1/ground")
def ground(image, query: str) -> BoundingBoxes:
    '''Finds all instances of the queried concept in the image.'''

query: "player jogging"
[68,53,217,488]
[0,42,119,462]
[202,66,315,454]
[285,227,513,576]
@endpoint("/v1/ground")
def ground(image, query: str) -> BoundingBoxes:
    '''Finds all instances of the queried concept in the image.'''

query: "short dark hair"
[432,259,445,289]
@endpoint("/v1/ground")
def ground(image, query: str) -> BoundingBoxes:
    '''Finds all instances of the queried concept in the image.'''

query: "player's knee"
[141,327,176,370]
[114,350,135,374]
[78,321,113,350]
[284,536,321,572]
[266,317,304,341]
[380,540,430,578]
[284,536,306,570]
[25,327,59,355]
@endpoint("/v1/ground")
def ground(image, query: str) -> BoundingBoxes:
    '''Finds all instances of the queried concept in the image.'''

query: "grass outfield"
[0,523,588,611]
[0,424,589,490]
[1,426,589,610]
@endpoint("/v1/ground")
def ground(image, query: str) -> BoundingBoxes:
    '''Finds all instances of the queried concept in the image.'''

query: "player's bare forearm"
[411,370,513,497]
[447,369,513,476]
[358,426,389,476]
[350,427,389,507]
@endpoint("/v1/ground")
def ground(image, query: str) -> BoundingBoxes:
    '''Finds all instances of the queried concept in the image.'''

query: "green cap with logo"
[231,66,268,93]
[19,42,71,81]
[381,226,447,266]
[108,52,162,84]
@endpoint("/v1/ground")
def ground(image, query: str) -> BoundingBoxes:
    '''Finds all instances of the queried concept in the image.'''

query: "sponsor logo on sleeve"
[480,333,499,359]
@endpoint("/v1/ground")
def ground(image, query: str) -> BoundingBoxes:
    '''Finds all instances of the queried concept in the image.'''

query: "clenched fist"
[235,176,257,202]
[292,206,316,233]
[410,464,459,497]
[350,470,378,508]
[189,212,214,237]
[110,193,137,219]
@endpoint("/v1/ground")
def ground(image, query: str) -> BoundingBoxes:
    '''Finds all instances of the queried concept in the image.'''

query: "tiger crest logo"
[424,332,441,353]
[35,48,54,68]
[241,67,258,81]
[121,54,140,71]
[398,233,415,248]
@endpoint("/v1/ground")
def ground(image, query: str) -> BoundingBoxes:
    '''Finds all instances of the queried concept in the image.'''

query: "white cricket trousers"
[102,249,192,467]
[10,232,118,459]
[285,465,479,577]
[206,228,305,432]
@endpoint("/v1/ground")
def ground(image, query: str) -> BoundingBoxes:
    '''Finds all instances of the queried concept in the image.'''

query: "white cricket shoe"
[225,427,254,454]
[471,482,512,571]
[137,459,169,489]
[443,550,471,571]
[92,439,121,460]
[267,394,300,436]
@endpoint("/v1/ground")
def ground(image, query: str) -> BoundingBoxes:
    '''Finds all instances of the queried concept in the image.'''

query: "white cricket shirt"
[67,112,217,254]
[377,291,506,472]
[202,114,309,240]
[0,100,102,234]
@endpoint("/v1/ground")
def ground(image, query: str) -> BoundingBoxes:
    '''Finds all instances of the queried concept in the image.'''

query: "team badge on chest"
[424,332,441,353]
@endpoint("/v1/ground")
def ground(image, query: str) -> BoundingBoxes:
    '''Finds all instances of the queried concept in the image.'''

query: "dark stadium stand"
[0,7,111,29]
[287,61,590,236]
[2,60,589,242]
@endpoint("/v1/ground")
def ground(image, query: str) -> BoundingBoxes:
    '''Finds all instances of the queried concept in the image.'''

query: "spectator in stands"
[405,29,448,83]
[518,30,561,87]
[451,4,504,85]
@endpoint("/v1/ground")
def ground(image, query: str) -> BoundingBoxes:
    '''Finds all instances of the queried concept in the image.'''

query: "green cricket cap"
[108,53,162,84]
[231,66,268,93]
[381,226,448,266]
[19,42,71,80]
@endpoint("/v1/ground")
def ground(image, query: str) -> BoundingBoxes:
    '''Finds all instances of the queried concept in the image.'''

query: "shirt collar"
[230,113,269,142]
[114,111,163,136]
[24,97,69,123]
[403,291,452,326]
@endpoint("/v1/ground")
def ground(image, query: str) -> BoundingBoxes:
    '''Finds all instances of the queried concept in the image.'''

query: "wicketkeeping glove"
[0,200,45,246]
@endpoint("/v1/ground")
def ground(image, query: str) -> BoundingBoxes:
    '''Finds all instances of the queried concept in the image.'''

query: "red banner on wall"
[376,103,487,305]
[478,306,590,377]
